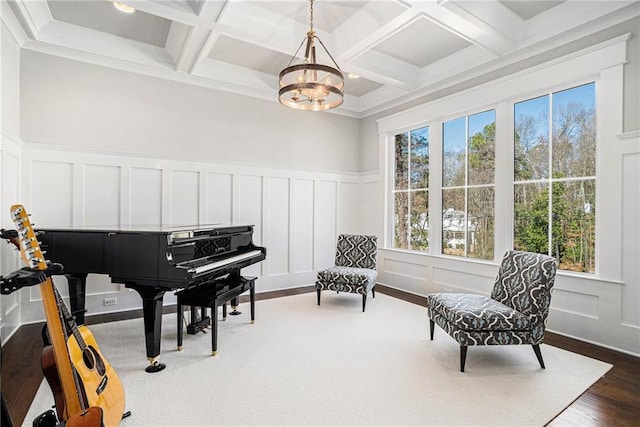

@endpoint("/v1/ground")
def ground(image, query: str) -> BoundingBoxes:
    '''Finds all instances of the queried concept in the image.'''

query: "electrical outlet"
[103,297,117,306]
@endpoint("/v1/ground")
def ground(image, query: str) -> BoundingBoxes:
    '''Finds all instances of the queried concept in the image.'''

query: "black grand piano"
[37,224,265,372]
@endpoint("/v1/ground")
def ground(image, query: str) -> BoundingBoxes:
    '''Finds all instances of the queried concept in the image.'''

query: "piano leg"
[126,284,167,373]
[211,296,218,356]
[177,299,183,351]
[66,273,88,325]
[250,279,255,324]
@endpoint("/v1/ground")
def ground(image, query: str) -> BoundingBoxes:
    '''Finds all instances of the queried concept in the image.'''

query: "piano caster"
[177,346,182,351]
[229,305,241,316]
[251,320,255,324]
[212,351,217,357]
[145,358,166,373]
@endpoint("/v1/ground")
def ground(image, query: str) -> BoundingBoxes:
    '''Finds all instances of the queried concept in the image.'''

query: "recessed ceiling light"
[348,73,360,79]
[113,2,135,13]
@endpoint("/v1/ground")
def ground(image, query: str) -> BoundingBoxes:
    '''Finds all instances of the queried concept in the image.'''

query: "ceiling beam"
[172,0,228,73]
[416,0,516,56]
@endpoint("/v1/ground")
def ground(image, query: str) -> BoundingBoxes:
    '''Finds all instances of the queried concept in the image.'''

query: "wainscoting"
[0,141,369,342]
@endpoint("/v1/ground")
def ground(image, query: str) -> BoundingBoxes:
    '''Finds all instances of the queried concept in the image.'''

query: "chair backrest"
[334,234,377,269]
[491,250,557,340]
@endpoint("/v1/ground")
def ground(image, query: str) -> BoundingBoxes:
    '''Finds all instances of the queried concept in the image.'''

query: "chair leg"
[362,294,367,312]
[316,288,321,306]
[532,344,545,369]
[460,346,468,372]
[372,286,376,298]
[429,319,435,341]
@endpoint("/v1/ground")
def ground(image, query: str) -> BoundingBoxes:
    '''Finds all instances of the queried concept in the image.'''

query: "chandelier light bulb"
[113,2,135,13]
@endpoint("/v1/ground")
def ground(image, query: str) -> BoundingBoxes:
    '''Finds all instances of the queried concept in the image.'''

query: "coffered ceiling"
[3,0,639,117]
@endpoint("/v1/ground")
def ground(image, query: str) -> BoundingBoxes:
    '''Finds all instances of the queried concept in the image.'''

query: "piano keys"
[37,224,266,372]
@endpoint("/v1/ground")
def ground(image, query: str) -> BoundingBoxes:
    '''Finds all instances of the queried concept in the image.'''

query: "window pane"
[395,132,409,189]
[514,183,549,254]
[515,95,549,181]
[410,127,429,189]
[394,192,409,249]
[468,110,495,185]
[552,83,596,178]
[442,188,465,256]
[410,190,429,251]
[443,118,466,187]
[551,179,596,273]
[467,187,494,260]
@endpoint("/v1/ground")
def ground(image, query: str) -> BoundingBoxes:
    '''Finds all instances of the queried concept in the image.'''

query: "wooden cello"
[9,204,126,426]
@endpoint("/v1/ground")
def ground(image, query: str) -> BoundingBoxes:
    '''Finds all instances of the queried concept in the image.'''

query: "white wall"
[17,145,364,324]
[369,35,640,356]
[0,19,23,344]
[20,51,362,174]
[2,49,366,339]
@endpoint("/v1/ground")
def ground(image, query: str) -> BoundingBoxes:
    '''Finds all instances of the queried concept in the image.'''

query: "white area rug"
[24,293,611,426]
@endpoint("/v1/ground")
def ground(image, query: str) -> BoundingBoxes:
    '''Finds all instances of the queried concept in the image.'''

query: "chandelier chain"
[309,0,314,33]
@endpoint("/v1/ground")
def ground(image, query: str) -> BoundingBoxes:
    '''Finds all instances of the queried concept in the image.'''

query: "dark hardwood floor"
[2,285,639,426]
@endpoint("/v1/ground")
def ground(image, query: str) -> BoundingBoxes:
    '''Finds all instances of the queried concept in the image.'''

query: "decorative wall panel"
[0,146,21,344]
[130,167,162,226]
[238,175,263,278]
[621,152,640,326]
[315,180,337,270]
[266,177,290,276]
[205,172,232,225]
[84,164,120,226]
[30,160,73,226]
[338,181,359,234]
[551,288,600,319]
[293,179,314,273]
[170,170,199,225]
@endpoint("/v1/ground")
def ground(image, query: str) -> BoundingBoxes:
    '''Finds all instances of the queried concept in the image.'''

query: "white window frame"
[391,126,430,251]
[379,34,628,281]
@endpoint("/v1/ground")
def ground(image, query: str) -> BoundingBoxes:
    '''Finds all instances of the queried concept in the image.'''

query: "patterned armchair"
[427,250,557,372]
[316,234,378,312]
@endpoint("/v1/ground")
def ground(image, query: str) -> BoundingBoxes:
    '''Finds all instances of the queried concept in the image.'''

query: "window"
[393,127,429,251]
[442,110,496,260]
[514,83,596,273]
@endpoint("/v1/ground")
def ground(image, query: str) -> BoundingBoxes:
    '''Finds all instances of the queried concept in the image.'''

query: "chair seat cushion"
[316,266,377,293]
[427,293,531,331]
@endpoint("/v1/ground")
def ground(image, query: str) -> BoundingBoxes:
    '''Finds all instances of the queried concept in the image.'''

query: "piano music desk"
[176,275,256,356]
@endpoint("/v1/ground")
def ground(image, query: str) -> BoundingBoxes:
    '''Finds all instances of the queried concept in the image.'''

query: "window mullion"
[548,93,554,257]
[407,130,412,250]
[464,116,469,258]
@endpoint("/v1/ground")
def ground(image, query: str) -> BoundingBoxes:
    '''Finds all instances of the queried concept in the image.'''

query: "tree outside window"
[393,127,429,251]
[514,83,596,273]
[442,110,496,260]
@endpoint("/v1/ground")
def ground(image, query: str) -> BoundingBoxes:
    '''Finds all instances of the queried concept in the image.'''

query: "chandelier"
[278,0,344,111]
